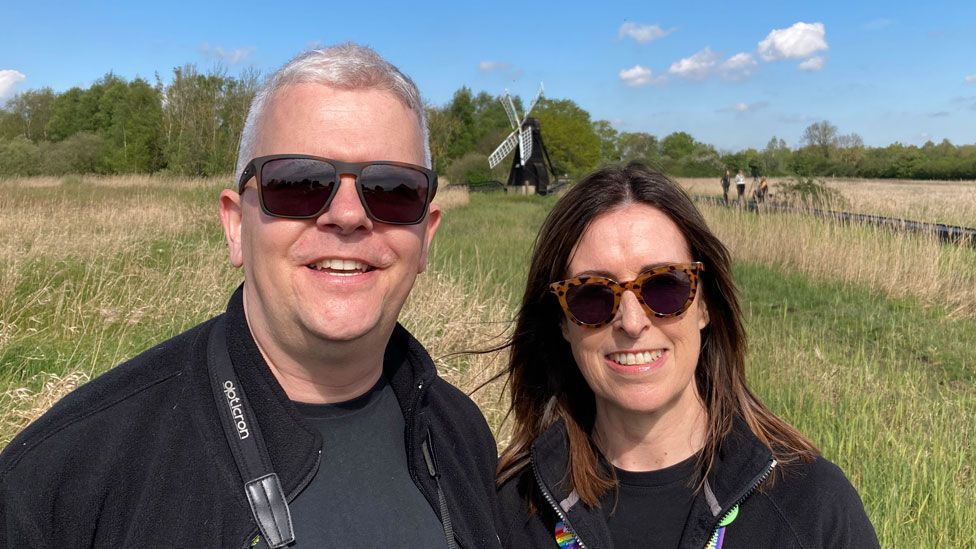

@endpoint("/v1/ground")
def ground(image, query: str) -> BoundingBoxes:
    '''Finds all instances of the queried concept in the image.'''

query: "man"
[0,44,501,548]
[720,169,731,205]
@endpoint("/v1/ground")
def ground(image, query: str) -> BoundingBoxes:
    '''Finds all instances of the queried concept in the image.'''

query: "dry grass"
[432,183,470,211]
[678,176,976,227]
[700,204,976,317]
[0,174,498,446]
[400,268,513,448]
[0,371,90,446]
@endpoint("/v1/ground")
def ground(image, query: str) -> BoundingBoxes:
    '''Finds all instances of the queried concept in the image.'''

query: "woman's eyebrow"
[571,262,683,280]
[572,269,617,279]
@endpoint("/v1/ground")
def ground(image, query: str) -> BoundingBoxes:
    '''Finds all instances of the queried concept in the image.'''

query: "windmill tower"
[488,84,556,195]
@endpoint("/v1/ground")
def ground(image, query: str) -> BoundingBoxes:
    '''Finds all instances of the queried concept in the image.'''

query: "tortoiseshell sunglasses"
[549,262,704,327]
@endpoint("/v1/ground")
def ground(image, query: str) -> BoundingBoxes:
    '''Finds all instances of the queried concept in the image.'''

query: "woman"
[496,163,877,548]
[734,170,746,202]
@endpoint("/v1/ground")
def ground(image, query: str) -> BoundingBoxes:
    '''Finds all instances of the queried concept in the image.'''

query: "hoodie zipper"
[704,458,777,549]
[531,458,588,549]
[240,449,323,549]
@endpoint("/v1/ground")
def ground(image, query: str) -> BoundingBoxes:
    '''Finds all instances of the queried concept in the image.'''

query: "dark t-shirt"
[259,377,447,548]
[602,454,699,549]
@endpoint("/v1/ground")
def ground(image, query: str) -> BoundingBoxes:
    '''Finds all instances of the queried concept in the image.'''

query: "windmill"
[488,83,557,195]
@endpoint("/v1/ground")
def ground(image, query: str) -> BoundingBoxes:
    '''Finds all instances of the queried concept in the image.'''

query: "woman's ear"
[697,298,710,330]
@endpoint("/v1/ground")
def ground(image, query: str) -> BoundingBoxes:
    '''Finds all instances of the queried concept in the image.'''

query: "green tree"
[617,132,659,166]
[532,97,600,176]
[661,132,697,163]
[444,87,477,161]
[46,87,89,141]
[5,88,56,141]
[760,136,791,175]
[592,121,620,164]
[161,65,257,175]
[801,120,837,158]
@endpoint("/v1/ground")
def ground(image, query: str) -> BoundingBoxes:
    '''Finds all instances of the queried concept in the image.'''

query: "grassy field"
[1,175,974,546]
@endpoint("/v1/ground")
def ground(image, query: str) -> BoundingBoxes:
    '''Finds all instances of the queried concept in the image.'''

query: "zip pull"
[422,432,458,549]
[421,435,438,478]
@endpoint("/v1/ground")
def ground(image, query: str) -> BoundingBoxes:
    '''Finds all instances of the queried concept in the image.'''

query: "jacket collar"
[530,416,774,548]
[222,284,438,497]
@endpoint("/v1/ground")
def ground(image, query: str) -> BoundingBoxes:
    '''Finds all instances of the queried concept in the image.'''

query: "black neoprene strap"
[207,318,295,548]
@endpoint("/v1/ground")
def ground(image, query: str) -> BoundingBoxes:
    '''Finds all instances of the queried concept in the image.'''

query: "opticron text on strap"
[207,319,295,548]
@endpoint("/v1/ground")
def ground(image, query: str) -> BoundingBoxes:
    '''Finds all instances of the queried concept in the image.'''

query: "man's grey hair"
[235,42,430,177]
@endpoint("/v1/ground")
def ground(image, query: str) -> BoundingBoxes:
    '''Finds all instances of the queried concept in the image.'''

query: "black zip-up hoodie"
[0,286,502,548]
[498,419,879,548]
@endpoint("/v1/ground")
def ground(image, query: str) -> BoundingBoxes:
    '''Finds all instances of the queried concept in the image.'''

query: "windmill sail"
[524,83,544,118]
[502,93,520,130]
[519,126,533,165]
[489,131,519,169]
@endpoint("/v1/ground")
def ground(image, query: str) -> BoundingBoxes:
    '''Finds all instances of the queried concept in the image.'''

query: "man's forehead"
[255,83,424,162]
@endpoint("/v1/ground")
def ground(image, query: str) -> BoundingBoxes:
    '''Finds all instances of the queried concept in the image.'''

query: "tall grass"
[701,204,976,318]
[679,176,976,227]
[1,175,973,545]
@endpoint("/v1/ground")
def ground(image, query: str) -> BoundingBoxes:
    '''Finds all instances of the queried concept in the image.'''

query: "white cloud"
[719,101,769,113]
[618,65,663,87]
[798,56,826,71]
[478,61,511,72]
[668,48,720,80]
[0,69,26,100]
[757,22,828,61]
[200,43,256,64]
[965,74,976,83]
[618,22,674,44]
[719,52,758,80]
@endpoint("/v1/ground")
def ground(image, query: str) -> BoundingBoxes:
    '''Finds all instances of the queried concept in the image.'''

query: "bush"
[776,176,849,209]
[446,152,495,184]
[0,137,41,176]
[40,132,106,175]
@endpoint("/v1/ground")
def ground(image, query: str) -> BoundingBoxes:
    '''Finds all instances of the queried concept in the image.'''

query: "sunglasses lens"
[641,271,692,315]
[359,164,430,224]
[260,158,337,217]
[566,283,615,325]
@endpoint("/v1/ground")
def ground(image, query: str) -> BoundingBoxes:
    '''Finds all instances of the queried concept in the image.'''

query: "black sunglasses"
[549,263,704,327]
[238,154,438,225]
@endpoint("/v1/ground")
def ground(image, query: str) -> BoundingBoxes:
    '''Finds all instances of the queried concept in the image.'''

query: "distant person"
[0,43,502,548]
[754,176,769,204]
[720,169,731,205]
[496,163,879,548]
[735,169,746,202]
[750,163,760,182]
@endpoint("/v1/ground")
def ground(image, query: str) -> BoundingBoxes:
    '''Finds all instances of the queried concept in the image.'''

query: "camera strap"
[207,318,295,548]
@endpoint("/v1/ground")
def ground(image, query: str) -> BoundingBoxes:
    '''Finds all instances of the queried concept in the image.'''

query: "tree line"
[3,75,976,181]
[0,65,258,177]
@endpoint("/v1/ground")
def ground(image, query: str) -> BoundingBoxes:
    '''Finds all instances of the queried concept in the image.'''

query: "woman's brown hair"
[496,162,817,506]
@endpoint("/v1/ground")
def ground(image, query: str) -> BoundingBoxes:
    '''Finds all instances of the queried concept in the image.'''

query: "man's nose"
[316,174,372,233]
[615,290,650,337]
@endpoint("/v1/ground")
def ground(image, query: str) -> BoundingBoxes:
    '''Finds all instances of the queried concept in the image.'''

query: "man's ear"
[417,204,441,274]
[219,189,245,268]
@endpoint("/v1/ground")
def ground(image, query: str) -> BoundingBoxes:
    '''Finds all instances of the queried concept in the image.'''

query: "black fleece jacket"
[498,419,879,548]
[0,286,502,548]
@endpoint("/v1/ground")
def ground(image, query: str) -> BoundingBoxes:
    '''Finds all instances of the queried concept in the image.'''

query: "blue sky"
[2,0,974,151]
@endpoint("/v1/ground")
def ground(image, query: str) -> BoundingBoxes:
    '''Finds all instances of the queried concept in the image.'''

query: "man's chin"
[302,312,389,345]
